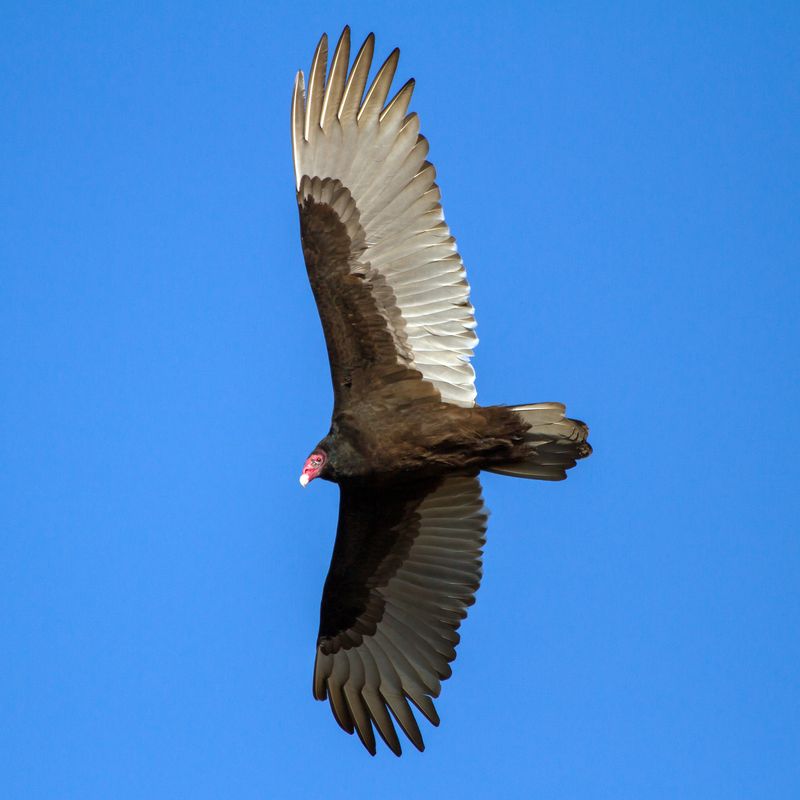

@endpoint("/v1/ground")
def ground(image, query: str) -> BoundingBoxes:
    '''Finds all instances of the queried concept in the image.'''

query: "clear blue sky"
[2,2,798,798]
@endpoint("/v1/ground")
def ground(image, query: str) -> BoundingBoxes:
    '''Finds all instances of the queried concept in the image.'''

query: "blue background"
[2,2,798,797]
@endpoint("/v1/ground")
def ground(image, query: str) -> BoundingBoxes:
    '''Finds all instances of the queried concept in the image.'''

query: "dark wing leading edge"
[293,28,478,411]
[314,475,488,755]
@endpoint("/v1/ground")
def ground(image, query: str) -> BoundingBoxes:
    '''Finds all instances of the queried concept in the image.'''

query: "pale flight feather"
[292,27,478,407]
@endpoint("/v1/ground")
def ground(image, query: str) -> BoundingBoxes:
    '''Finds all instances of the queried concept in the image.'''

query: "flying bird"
[292,27,591,756]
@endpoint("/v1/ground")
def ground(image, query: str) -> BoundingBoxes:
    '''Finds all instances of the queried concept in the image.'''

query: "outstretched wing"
[314,474,488,755]
[293,28,478,410]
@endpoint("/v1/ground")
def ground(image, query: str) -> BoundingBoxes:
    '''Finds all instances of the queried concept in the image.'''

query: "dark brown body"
[319,400,532,484]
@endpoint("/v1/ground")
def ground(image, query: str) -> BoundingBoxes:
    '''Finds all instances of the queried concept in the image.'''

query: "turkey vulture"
[292,27,591,755]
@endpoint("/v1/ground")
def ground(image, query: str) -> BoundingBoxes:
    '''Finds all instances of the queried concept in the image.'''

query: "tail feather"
[486,402,592,481]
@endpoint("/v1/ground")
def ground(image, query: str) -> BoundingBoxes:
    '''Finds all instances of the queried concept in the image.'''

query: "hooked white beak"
[299,473,310,488]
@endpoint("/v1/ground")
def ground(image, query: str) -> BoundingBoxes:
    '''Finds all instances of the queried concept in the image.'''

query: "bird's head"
[299,449,327,487]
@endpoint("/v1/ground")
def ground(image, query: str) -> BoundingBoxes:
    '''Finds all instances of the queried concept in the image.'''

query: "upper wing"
[314,474,488,755]
[293,28,478,409]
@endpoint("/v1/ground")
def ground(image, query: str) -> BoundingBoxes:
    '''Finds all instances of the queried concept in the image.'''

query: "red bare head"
[299,450,326,487]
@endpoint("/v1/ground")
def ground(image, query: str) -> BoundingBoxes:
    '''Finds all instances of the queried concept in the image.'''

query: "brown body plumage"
[325,400,545,480]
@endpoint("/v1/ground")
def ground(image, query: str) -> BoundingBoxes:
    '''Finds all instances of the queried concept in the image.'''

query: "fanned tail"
[485,402,592,481]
